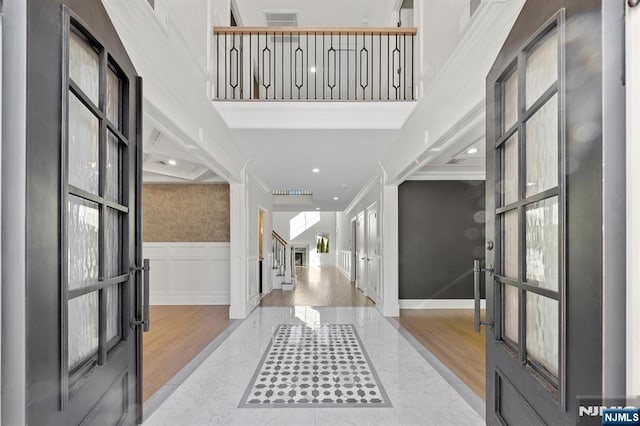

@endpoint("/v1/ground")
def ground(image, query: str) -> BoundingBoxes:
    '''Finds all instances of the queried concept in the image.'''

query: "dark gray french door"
[25,0,144,424]
[484,0,625,424]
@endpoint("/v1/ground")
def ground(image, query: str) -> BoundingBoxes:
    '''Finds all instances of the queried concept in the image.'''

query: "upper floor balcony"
[213,27,417,102]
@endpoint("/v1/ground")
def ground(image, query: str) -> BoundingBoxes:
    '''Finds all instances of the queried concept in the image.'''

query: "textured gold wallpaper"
[143,184,230,242]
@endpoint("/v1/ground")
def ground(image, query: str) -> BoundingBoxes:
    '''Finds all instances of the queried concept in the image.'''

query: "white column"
[627,2,640,398]
[2,0,27,422]
[381,185,399,317]
[284,245,292,284]
[229,183,248,319]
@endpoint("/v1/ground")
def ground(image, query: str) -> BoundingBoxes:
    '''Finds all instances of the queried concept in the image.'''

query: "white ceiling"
[142,120,224,184]
[141,0,487,195]
[231,129,400,211]
[233,0,398,28]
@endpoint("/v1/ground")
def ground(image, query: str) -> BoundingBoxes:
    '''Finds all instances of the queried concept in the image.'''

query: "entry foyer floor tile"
[144,306,484,425]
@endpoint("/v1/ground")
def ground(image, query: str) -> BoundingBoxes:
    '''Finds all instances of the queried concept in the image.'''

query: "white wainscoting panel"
[144,243,230,305]
[337,250,352,280]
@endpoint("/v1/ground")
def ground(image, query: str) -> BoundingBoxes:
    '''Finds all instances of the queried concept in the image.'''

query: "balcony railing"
[213,27,417,101]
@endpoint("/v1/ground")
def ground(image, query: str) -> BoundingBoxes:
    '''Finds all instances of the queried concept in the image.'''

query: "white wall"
[145,243,231,304]
[272,211,336,267]
[416,0,471,92]
[335,211,351,255]
[162,0,230,73]
[0,11,3,419]
[627,1,640,398]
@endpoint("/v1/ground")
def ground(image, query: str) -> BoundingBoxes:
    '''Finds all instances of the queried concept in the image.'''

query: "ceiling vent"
[446,158,465,165]
[265,12,299,43]
[264,12,298,27]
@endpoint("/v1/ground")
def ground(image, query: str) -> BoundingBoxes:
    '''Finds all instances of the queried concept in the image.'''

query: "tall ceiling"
[233,0,399,28]
[141,0,486,206]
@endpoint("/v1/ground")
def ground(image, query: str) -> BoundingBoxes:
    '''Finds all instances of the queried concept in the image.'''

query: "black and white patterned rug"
[239,324,391,408]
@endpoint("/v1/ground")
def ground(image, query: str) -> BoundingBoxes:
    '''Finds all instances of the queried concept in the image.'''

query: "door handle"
[130,259,151,332]
[473,259,494,333]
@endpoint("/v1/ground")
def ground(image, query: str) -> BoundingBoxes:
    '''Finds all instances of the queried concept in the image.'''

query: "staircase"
[272,231,296,291]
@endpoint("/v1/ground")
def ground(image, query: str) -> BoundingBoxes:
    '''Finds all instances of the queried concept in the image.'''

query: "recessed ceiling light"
[466,148,479,155]
[310,66,317,73]
[316,207,320,210]
[341,184,348,189]
[167,159,177,166]
[312,168,320,173]
[333,197,339,200]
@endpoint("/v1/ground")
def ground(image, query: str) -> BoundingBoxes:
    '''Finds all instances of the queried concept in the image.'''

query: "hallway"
[260,266,373,307]
[144,306,483,425]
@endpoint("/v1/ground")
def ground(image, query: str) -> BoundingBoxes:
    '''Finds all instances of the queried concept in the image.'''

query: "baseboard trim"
[399,299,486,309]
[337,267,351,280]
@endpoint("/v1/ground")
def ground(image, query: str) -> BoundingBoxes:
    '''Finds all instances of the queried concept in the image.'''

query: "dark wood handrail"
[272,230,287,245]
[214,26,417,36]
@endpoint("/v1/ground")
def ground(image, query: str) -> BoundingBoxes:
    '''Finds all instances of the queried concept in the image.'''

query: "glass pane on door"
[525,95,558,197]
[68,292,99,369]
[105,132,121,204]
[68,196,99,289]
[104,208,121,278]
[526,197,559,290]
[503,71,518,131]
[526,31,558,109]
[106,68,121,128]
[68,93,100,194]
[106,285,120,343]
[503,284,519,343]
[69,31,100,105]
[502,133,519,205]
[526,292,559,376]
[502,209,518,278]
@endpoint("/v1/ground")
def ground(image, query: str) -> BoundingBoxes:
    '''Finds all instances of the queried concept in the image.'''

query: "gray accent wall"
[398,180,485,300]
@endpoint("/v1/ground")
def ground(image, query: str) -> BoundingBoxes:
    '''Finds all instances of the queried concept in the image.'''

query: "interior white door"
[356,212,366,292]
[366,204,379,301]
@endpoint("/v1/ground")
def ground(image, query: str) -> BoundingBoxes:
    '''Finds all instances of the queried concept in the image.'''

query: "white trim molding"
[229,182,249,318]
[213,101,417,130]
[337,250,352,280]
[400,299,487,310]
[627,0,640,397]
[380,185,399,317]
[408,169,486,181]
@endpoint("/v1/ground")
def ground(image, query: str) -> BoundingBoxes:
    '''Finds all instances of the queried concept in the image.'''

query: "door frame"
[366,201,379,303]
[355,211,366,293]
[350,216,357,283]
[1,0,28,423]
[257,204,270,295]
[626,0,640,397]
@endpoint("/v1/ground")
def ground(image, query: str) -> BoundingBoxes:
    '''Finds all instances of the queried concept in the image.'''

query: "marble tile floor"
[144,306,485,426]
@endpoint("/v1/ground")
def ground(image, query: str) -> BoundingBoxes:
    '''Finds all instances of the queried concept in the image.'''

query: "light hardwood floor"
[398,309,486,399]
[260,266,373,307]
[143,305,230,401]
